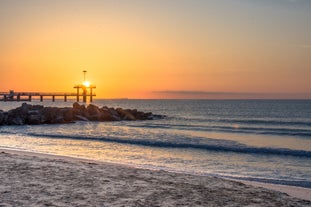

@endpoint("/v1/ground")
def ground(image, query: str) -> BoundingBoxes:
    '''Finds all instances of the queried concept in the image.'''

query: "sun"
[83,81,90,87]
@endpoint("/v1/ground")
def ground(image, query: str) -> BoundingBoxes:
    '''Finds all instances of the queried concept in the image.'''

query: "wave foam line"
[26,133,311,158]
[129,124,311,137]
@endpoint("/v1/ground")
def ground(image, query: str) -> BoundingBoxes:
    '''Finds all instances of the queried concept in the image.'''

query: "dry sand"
[0,149,310,207]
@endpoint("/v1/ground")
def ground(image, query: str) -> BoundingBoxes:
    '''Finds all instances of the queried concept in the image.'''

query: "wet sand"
[0,149,310,206]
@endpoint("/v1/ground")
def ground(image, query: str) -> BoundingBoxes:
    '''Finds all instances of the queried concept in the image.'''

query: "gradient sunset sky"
[1,0,310,99]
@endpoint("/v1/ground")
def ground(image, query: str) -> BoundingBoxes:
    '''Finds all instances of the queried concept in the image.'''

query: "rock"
[20,103,32,113]
[0,103,164,125]
[1,112,8,125]
[108,108,119,117]
[87,104,100,115]
[61,108,74,122]
[87,114,100,121]
[51,113,67,124]
[101,108,122,121]
[134,111,144,120]
[73,102,80,110]
[72,102,87,117]
[143,112,153,120]
[75,115,89,121]
[7,109,24,125]
[111,114,122,121]
[85,104,102,121]
[27,109,40,116]
[116,108,136,121]
[74,102,86,112]
[8,116,24,125]
[26,114,42,125]
[41,107,55,124]
[0,110,4,125]
[130,109,138,116]
[41,107,65,124]
[99,109,115,121]
[52,108,65,124]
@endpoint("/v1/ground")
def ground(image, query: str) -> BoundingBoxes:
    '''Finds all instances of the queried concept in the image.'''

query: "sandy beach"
[0,149,310,206]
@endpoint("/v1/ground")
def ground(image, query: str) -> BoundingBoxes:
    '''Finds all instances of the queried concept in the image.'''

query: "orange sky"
[0,0,311,99]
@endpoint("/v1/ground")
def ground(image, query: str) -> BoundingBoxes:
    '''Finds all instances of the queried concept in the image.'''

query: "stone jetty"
[0,102,164,125]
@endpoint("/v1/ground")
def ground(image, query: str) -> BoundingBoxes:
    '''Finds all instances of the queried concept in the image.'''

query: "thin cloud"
[152,91,311,99]
[301,45,311,48]
[294,44,311,48]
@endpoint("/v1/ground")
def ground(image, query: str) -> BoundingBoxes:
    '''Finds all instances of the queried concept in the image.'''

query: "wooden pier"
[1,71,96,103]
[0,88,96,103]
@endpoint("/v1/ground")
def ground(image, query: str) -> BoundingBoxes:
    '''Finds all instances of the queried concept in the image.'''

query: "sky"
[0,0,310,99]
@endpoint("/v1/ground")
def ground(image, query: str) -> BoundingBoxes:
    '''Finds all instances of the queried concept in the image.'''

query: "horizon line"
[152,90,311,95]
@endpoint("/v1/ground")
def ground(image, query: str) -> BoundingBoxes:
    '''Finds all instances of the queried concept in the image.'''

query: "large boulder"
[0,111,9,125]
[41,107,65,124]
[108,107,119,117]
[85,104,101,121]
[7,116,24,125]
[0,112,8,125]
[72,102,87,118]
[7,108,25,125]
[116,108,136,121]
[0,110,4,125]
[20,103,32,112]
[61,108,74,122]
[52,108,65,124]
[73,102,81,110]
[87,104,100,115]
[98,108,115,121]
[24,107,42,125]
[21,103,43,112]
[26,114,42,125]
[41,107,54,124]
[73,102,86,112]
[85,104,100,121]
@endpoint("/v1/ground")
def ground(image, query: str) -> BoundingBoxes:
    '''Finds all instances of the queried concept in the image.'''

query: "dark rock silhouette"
[0,102,164,125]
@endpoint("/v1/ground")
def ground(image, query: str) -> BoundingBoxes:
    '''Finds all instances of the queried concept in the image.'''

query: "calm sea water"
[1,99,311,188]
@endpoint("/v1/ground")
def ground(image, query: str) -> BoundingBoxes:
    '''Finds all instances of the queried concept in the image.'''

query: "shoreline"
[0,148,310,206]
[2,148,311,201]
[236,179,311,202]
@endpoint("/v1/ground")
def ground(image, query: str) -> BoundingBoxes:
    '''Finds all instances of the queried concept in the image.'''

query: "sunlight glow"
[83,81,90,87]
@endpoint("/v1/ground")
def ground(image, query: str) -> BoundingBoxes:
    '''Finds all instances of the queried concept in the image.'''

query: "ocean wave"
[220,175,311,189]
[206,125,311,137]
[214,118,311,128]
[22,133,311,158]
[128,123,311,138]
[174,116,311,127]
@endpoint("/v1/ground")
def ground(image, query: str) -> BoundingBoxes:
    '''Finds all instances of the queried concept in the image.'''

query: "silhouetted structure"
[0,71,96,103]
[73,84,96,103]
[0,90,96,103]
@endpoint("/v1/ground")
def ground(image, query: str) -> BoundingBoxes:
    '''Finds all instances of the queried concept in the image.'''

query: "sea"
[0,99,311,188]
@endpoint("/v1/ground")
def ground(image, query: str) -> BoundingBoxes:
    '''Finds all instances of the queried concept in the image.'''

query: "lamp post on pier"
[83,70,87,82]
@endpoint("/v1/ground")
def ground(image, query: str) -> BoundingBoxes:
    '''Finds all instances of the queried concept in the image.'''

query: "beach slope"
[0,150,310,206]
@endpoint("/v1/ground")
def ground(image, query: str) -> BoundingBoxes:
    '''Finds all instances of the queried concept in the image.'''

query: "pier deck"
[0,91,96,102]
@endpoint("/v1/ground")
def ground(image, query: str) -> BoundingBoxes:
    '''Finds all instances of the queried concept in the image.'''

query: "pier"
[0,90,96,103]
[0,71,96,103]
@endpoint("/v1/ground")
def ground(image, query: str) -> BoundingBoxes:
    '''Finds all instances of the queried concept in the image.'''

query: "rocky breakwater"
[0,102,164,125]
